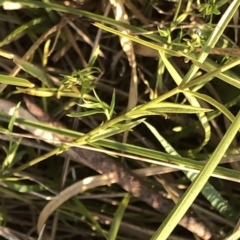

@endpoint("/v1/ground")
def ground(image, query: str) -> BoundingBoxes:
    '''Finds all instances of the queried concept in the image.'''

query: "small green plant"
[198,0,221,22]
[58,67,101,98]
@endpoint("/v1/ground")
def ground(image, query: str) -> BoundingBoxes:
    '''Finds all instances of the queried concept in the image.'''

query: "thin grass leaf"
[0,16,48,47]
[8,102,20,132]
[88,45,100,67]
[108,90,116,120]
[181,90,236,123]
[88,119,145,142]
[67,109,104,118]
[77,102,104,109]
[182,57,240,89]
[159,52,211,155]
[16,87,99,100]
[72,198,107,238]
[108,194,131,240]
[148,103,212,114]
[0,74,34,87]
[2,181,46,193]
[124,110,167,119]
[13,57,53,87]
[94,23,181,57]
[2,138,22,170]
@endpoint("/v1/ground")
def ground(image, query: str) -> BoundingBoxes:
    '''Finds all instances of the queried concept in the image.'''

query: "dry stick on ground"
[0,97,212,240]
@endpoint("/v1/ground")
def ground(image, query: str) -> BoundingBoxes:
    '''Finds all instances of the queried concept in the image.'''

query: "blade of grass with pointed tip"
[0,16,48,47]
[148,103,212,114]
[72,198,107,238]
[0,74,34,88]
[108,193,131,240]
[181,90,236,123]
[13,57,53,87]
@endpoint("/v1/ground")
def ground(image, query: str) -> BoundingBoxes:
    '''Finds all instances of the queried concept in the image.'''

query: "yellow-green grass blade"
[150,111,240,240]
[0,74,34,88]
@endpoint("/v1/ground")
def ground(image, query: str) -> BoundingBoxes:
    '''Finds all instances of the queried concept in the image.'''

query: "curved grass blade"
[181,90,236,123]
[159,52,211,156]
[13,57,53,87]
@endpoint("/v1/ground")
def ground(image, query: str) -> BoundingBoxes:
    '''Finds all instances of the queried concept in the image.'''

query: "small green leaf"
[212,6,221,15]
[2,139,21,170]
[78,101,103,109]
[0,17,48,47]
[88,119,145,142]
[67,110,104,118]
[93,89,102,105]
[13,57,53,87]
[8,102,21,132]
[109,89,116,119]
[148,103,212,114]
[125,110,166,119]
[88,45,100,67]
[108,194,131,240]
[0,74,35,88]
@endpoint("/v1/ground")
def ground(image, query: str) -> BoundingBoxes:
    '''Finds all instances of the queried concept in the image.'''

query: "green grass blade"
[72,198,107,239]
[0,74,34,87]
[150,111,240,240]
[13,57,53,87]
[159,52,211,155]
[94,23,180,57]
[182,57,240,89]
[108,194,131,240]
[0,16,48,47]
[181,90,235,123]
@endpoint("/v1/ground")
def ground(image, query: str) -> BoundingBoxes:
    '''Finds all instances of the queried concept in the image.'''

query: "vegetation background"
[0,0,240,239]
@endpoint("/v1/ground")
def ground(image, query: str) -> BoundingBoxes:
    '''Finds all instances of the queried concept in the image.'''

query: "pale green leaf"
[0,74,34,87]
